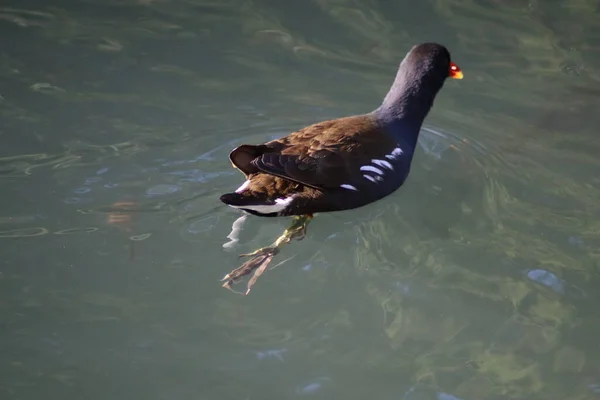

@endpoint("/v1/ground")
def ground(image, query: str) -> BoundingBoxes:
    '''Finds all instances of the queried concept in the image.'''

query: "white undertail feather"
[222,214,247,250]
[228,196,295,215]
[235,180,250,193]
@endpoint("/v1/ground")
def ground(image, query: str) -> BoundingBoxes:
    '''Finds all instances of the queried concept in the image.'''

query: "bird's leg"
[221,214,313,295]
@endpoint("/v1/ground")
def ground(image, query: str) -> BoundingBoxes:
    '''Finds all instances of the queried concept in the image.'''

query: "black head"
[400,43,462,88]
[376,42,462,131]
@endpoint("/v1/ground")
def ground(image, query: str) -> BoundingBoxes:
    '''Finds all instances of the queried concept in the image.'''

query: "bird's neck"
[372,68,438,150]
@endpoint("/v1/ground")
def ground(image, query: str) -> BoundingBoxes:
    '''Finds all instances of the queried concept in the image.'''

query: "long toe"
[239,245,279,258]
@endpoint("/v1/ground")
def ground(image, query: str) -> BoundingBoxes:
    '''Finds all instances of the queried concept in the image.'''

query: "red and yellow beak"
[449,62,463,79]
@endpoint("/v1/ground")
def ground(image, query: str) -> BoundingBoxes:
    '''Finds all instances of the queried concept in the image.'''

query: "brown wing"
[230,115,401,191]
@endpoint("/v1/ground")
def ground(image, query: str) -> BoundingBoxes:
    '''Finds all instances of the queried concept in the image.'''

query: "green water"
[1,1,600,399]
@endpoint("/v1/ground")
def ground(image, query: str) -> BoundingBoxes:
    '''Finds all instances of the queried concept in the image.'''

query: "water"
[1,1,600,399]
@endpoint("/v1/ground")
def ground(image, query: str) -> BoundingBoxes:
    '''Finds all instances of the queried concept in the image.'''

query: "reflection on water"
[1,0,600,399]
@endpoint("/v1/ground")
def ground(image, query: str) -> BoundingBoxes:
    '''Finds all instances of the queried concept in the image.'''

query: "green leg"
[221,214,313,295]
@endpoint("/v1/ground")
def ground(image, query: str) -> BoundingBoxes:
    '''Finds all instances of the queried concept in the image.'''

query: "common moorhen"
[219,42,463,294]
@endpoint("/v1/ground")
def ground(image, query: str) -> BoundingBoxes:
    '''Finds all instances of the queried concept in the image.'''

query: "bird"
[219,42,463,294]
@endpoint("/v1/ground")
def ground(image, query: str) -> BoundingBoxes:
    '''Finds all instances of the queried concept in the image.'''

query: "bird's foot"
[221,246,277,295]
[221,214,312,295]
[238,244,280,259]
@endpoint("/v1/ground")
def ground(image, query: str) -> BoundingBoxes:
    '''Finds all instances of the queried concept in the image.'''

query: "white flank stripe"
[235,180,250,193]
[363,174,377,183]
[392,147,403,156]
[385,147,403,160]
[371,159,393,170]
[340,184,358,191]
[360,165,384,175]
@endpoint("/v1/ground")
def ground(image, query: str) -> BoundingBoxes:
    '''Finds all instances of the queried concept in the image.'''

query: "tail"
[219,192,248,207]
